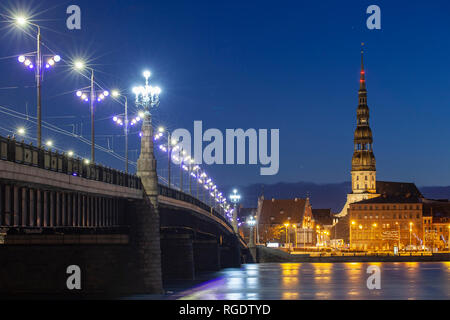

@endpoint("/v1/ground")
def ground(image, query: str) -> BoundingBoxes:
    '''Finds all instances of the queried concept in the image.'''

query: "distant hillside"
[420,186,450,200]
[230,182,450,213]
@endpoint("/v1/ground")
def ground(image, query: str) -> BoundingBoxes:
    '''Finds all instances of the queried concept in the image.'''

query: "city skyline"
[0,0,450,191]
[0,0,449,303]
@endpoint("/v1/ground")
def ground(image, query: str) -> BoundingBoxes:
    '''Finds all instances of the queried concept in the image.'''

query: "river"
[136,262,450,300]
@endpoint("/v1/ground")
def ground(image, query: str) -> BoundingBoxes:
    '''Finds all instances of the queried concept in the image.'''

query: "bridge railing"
[0,135,236,234]
[0,136,142,190]
[158,184,232,229]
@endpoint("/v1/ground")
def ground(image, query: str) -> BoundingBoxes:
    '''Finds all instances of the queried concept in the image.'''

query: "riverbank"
[251,246,450,263]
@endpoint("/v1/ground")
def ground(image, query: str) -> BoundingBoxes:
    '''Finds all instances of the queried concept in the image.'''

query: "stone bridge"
[0,136,249,295]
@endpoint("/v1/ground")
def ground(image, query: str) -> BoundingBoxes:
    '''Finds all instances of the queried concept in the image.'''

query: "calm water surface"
[135,262,450,300]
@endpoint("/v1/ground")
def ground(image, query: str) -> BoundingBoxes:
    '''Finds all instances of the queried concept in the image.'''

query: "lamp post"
[167,132,174,188]
[304,222,306,249]
[132,71,161,140]
[156,128,177,188]
[350,220,355,249]
[230,189,241,233]
[395,222,401,250]
[293,224,297,248]
[316,225,321,246]
[409,222,413,249]
[284,223,290,248]
[111,90,129,174]
[15,16,61,148]
[188,158,194,195]
[133,70,161,205]
[179,147,185,192]
[74,61,109,163]
[247,216,256,247]
[191,164,199,197]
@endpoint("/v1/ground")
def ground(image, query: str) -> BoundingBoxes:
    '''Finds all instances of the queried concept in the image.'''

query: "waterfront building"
[348,197,450,251]
[256,196,314,248]
[332,48,450,251]
[312,209,333,246]
[423,200,450,251]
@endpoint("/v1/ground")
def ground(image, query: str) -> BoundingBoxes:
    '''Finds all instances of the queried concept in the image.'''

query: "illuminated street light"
[14,16,60,148]
[45,140,53,147]
[111,89,130,174]
[67,151,74,157]
[247,216,257,247]
[284,222,290,247]
[133,69,162,188]
[15,16,27,26]
[74,60,85,70]
[229,189,241,233]
[73,60,108,162]
[17,127,26,135]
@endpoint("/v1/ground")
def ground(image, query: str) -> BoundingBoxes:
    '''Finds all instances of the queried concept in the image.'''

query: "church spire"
[360,44,366,90]
[351,44,376,193]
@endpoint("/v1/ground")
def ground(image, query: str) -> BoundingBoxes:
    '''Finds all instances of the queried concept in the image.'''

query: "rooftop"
[259,198,309,225]
[312,208,334,225]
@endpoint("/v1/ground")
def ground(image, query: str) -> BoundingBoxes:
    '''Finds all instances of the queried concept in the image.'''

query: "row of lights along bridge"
[10,15,240,221]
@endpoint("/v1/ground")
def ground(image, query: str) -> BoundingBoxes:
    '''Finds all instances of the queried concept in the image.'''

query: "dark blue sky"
[1,0,449,190]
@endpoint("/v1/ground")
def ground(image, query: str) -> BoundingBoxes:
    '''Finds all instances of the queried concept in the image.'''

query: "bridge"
[0,134,251,295]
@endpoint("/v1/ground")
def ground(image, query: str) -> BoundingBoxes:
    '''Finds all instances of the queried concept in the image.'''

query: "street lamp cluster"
[76,89,110,103]
[153,130,235,218]
[14,15,60,148]
[10,15,237,223]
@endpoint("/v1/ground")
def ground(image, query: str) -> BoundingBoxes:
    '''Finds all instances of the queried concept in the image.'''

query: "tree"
[263,225,285,243]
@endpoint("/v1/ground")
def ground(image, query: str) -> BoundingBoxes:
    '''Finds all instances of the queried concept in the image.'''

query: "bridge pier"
[220,241,242,269]
[161,232,195,280]
[193,239,221,272]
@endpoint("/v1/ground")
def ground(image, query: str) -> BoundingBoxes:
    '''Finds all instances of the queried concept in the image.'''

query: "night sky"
[1,0,449,192]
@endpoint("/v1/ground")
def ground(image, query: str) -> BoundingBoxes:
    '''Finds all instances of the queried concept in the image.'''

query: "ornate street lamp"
[73,60,109,163]
[111,90,140,174]
[133,70,162,202]
[14,16,61,148]
[230,189,241,233]
[247,216,256,247]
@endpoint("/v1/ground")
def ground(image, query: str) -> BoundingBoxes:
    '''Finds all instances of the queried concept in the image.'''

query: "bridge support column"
[220,241,242,269]
[134,104,163,292]
[4,185,11,226]
[49,191,55,227]
[161,232,195,280]
[13,185,19,226]
[36,189,42,227]
[193,240,221,272]
[29,189,35,227]
[21,188,28,227]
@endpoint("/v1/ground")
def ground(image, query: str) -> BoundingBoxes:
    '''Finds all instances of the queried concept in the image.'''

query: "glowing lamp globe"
[143,70,151,79]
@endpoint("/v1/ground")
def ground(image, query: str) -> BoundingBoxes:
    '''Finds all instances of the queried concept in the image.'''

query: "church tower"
[351,47,376,194]
[336,46,380,222]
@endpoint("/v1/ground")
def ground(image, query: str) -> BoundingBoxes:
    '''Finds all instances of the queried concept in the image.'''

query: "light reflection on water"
[172,262,450,300]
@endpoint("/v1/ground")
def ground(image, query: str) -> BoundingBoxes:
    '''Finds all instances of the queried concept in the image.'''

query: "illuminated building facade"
[349,196,450,251]
[423,201,450,251]
[256,196,314,247]
[332,48,450,252]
